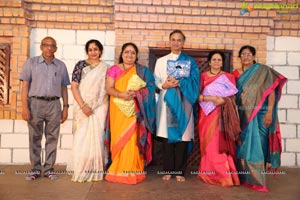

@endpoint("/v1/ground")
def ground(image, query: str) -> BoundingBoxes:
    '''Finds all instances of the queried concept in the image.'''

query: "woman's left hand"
[264,111,273,128]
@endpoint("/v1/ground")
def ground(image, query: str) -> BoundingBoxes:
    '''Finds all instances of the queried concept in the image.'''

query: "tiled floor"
[0,165,299,200]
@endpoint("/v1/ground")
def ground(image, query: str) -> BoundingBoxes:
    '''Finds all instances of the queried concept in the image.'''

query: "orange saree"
[105,66,146,184]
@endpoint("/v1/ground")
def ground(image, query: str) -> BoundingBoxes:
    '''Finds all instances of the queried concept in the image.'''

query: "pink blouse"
[106,65,123,80]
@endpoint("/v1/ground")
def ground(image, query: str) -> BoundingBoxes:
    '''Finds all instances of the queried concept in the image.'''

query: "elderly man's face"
[40,37,57,59]
[169,33,184,54]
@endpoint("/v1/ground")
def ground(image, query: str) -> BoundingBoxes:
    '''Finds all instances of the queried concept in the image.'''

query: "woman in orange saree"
[197,50,240,187]
[105,43,156,184]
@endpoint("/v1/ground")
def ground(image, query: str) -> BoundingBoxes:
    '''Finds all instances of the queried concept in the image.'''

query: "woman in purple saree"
[233,45,287,192]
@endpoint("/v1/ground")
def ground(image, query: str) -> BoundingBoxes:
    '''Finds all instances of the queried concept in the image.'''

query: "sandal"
[25,172,40,181]
[162,175,172,181]
[176,176,185,182]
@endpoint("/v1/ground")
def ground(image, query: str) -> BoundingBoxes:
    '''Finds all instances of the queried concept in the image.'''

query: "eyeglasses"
[240,53,253,57]
[42,43,57,49]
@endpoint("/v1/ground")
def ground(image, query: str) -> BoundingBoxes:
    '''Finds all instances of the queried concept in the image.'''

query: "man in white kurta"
[154,30,200,182]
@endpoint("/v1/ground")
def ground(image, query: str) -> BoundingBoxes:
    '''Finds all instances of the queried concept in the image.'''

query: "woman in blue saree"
[233,45,287,192]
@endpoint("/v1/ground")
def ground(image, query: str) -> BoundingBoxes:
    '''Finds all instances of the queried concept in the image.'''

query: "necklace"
[209,69,221,75]
[87,60,100,68]
[90,62,99,68]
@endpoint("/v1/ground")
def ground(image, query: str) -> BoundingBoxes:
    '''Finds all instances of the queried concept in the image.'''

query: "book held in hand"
[167,60,191,79]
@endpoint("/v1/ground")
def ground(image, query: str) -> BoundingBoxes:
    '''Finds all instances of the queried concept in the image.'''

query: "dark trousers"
[28,98,61,174]
[162,138,188,176]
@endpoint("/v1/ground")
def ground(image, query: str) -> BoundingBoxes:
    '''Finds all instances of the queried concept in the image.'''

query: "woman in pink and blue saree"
[233,45,287,192]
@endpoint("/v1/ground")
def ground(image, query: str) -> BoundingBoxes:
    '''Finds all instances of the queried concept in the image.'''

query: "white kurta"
[154,53,194,141]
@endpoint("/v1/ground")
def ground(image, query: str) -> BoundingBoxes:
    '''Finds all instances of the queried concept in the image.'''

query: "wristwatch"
[63,104,69,108]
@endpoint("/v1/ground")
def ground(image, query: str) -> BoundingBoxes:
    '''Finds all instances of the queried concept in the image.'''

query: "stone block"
[280,124,297,138]
[48,29,76,44]
[14,120,28,133]
[13,149,30,164]
[286,139,300,152]
[76,30,105,45]
[1,134,28,148]
[60,134,73,149]
[0,120,13,133]
[105,31,115,45]
[60,120,72,134]
[288,52,300,65]
[55,44,63,59]
[63,59,76,76]
[0,149,11,163]
[281,153,296,166]
[287,109,300,123]
[273,66,299,80]
[266,36,274,51]
[29,43,42,57]
[275,36,300,51]
[30,28,47,43]
[102,46,115,61]
[278,110,286,123]
[266,52,286,65]
[278,95,298,108]
[63,45,85,60]
[287,81,300,94]
[56,149,71,164]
